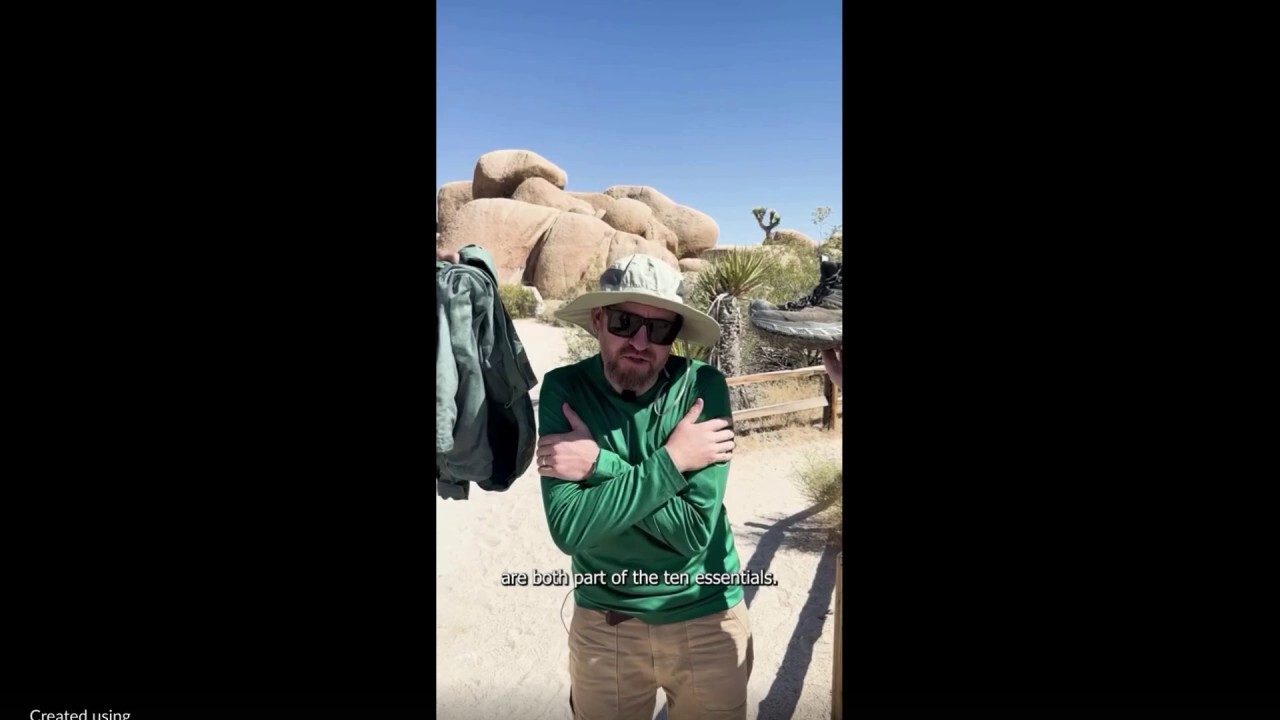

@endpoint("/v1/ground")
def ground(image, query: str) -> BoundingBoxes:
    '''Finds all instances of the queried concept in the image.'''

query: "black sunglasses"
[603,307,683,345]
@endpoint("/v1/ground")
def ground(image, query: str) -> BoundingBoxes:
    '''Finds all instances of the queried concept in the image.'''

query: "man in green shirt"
[537,254,754,720]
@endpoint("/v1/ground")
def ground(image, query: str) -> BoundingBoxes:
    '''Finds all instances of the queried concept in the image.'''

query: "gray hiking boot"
[748,260,842,350]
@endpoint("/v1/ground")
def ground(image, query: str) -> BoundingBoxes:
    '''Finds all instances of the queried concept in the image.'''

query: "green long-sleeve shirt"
[538,353,744,624]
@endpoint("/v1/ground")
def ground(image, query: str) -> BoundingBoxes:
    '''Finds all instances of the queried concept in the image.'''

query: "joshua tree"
[693,249,772,409]
[752,207,781,244]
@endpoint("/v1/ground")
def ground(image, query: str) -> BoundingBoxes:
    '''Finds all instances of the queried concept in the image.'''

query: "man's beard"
[602,351,662,393]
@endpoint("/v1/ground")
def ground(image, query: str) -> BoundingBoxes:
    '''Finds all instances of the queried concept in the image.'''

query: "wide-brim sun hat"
[554,254,721,348]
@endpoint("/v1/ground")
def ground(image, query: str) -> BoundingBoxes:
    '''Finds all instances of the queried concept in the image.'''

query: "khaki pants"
[568,601,754,720]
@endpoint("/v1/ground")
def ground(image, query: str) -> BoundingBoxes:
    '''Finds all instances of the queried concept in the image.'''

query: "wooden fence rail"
[727,365,842,431]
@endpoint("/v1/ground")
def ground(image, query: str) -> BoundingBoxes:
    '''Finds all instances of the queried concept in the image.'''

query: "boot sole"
[749,315,842,350]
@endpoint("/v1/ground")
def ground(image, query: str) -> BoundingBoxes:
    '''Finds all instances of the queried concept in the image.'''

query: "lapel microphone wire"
[561,584,577,635]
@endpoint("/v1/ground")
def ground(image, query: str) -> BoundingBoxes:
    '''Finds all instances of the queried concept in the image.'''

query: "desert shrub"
[818,224,843,262]
[795,456,842,528]
[562,326,599,364]
[497,284,539,319]
[755,244,822,306]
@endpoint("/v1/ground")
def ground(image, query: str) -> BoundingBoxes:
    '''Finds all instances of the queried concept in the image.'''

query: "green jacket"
[436,245,538,500]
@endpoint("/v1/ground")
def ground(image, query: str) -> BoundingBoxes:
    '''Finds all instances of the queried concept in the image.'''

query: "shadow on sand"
[738,498,840,720]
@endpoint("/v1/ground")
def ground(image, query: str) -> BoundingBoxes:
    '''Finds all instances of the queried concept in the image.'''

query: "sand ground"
[437,319,842,720]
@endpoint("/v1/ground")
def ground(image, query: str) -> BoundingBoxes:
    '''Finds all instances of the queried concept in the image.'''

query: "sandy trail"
[437,319,842,720]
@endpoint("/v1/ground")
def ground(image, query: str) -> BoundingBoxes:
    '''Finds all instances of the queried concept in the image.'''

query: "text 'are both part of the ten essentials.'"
[500,569,778,587]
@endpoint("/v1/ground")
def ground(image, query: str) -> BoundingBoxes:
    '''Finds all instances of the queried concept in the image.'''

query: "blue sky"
[437,0,842,247]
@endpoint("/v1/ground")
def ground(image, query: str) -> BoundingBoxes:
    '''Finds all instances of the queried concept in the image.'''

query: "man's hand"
[665,398,735,473]
[536,403,601,481]
[437,249,460,263]
[821,348,843,391]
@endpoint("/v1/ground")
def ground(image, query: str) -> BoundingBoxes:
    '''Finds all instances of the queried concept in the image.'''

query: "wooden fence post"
[822,374,840,432]
[832,551,843,720]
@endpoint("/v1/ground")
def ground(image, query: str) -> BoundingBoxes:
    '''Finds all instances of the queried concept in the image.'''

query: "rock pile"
[437,149,721,298]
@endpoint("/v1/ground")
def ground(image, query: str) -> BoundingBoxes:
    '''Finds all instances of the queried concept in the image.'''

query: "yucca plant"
[692,249,773,408]
[672,338,710,363]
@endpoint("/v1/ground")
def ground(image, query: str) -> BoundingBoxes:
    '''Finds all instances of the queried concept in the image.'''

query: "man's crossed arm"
[537,370,735,557]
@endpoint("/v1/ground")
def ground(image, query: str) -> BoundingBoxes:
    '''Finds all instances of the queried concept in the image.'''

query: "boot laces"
[781,265,842,311]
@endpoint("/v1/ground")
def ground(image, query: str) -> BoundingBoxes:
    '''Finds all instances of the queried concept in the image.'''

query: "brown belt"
[605,610,635,626]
